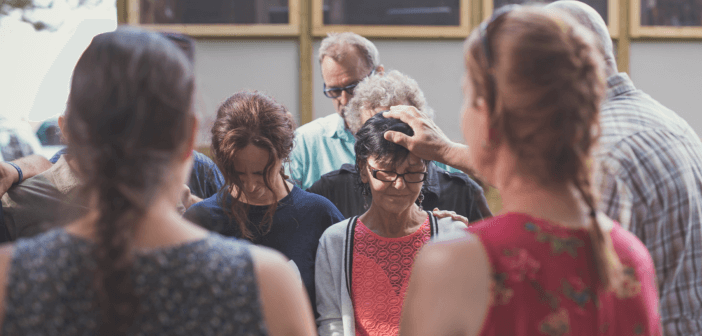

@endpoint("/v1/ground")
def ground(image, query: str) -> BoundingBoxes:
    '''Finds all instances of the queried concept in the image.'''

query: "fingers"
[384,105,424,124]
[384,130,412,148]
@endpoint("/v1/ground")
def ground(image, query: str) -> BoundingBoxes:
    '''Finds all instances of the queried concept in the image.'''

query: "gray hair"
[546,1,615,64]
[345,70,433,134]
[318,32,380,71]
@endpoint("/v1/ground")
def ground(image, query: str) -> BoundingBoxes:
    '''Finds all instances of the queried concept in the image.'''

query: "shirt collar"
[606,73,637,100]
[45,156,82,195]
[324,113,355,142]
[422,163,441,196]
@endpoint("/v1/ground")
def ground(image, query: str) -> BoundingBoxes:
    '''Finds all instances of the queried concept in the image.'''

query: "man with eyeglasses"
[288,32,384,190]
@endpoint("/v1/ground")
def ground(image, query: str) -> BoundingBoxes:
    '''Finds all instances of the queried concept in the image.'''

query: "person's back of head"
[464,5,624,292]
[64,27,195,336]
[210,90,295,239]
[346,70,432,134]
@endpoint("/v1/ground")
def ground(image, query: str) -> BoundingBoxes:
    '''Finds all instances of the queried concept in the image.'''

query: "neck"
[497,173,589,229]
[360,202,426,238]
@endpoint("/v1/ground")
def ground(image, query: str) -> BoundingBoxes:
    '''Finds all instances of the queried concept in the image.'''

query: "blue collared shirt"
[289,113,461,190]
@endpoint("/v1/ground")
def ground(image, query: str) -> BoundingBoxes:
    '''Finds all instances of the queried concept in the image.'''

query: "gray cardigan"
[315,213,467,336]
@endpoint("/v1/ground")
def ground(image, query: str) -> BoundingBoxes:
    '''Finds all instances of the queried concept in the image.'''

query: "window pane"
[323,0,461,26]
[492,0,609,25]
[139,0,289,24]
[640,0,702,27]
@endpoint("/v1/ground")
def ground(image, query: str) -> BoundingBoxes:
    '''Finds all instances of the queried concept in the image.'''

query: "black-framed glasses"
[479,4,520,69]
[323,69,375,98]
[369,165,428,184]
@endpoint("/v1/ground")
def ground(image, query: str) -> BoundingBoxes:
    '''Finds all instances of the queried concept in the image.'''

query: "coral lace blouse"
[351,216,431,336]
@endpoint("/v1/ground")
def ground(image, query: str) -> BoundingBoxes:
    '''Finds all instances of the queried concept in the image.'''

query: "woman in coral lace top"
[315,114,467,336]
[398,5,662,336]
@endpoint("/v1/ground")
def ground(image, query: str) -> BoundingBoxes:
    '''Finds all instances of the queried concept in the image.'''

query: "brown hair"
[464,7,623,291]
[211,91,295,239]
[64,28,195,334]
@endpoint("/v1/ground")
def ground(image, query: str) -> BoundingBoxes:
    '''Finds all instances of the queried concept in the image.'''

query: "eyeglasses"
[369,165,428,184]
[323,69,375,98]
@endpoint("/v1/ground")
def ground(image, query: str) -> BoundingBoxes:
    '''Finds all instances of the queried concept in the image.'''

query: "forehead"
[368,153,424,169]
[233,144,269,171]
[321,50,369,86]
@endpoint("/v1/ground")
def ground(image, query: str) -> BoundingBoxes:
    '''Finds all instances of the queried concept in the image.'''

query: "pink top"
[468,212,662,336]
[352,216,431,336]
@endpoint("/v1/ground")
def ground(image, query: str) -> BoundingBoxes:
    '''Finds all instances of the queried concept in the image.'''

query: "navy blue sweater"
[184,186,343,315]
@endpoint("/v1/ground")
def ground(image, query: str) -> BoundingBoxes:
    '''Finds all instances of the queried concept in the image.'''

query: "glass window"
[640,0,702,26]
[322,0,462,26]
[138,0,289,24]
[491,0,609,24]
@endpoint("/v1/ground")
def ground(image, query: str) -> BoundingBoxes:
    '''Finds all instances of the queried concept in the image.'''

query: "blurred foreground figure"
[399,5,661,336]
[0,28,316,336]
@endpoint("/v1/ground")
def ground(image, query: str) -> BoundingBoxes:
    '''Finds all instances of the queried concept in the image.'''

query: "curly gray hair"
[318,32,380,71]
[345,70,433,134]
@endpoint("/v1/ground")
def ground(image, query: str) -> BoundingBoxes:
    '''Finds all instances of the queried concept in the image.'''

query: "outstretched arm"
[0,155,52,196]
[383,106,474,174]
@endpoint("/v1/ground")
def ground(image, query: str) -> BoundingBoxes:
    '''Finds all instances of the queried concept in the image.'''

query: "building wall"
[192,39,702,147]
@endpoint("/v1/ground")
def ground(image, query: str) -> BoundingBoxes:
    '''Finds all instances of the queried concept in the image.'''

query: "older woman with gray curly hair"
[345,70,434,134]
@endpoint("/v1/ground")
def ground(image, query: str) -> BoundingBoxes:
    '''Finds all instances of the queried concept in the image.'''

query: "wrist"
[1,162,21,185]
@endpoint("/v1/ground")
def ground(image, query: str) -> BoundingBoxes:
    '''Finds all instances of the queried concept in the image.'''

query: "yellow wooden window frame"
[630,0,702,38]
[311,0,472,38]
[126,0,301,37]
[482,0,620,38]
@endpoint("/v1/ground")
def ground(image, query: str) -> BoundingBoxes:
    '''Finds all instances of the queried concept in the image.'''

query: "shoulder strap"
[344,216,359,296]
[428,211,438,237]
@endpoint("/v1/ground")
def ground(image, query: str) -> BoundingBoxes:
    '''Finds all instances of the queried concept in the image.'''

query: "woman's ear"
[358,163,370,183]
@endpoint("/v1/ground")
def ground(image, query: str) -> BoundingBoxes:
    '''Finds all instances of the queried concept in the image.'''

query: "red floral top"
[468,213,662,336]
[351,216,431,336]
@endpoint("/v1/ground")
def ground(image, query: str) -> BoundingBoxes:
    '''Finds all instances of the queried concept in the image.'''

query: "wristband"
[5,162,23,186]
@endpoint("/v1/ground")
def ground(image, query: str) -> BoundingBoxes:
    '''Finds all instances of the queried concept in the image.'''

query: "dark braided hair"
[64,27,195,335]
[464,6,623,292]
[210,91,295,240]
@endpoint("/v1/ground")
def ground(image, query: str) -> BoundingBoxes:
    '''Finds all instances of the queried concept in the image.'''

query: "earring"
[416,192,425,209]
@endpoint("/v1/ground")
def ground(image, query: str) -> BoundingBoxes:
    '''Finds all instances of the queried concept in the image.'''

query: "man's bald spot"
[546,1,614,62]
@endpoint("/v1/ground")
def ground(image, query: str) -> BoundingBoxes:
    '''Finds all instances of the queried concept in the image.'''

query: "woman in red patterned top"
[399,5,662,336]
[315,113,467,336]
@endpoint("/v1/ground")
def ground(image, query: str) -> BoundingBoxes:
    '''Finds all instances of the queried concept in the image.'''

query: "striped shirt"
[593,73,702,335]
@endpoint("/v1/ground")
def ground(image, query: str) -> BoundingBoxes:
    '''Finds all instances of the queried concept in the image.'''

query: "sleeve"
[594,157,635,231]
[315,234,344,336]
[288,134,307,188]
[183,203,208,228]
[468,185,492,222]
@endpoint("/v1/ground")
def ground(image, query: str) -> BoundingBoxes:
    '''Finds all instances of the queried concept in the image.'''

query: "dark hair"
[211,91,295,239]
[465,6,623,291]
[354,112,429,202]
[64,27,195,335]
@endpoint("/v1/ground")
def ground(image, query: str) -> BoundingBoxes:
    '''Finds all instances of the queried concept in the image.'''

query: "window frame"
[630,0,702,38]
[311,0,472,38]
[126,0,301,37]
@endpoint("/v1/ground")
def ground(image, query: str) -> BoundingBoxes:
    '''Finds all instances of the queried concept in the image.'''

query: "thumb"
[384,130,412,149]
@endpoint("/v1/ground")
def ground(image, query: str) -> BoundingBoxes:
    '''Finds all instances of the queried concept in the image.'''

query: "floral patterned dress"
[467,212,661,336]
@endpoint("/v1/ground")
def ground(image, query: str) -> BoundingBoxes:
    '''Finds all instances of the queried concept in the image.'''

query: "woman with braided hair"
[399,5,661,336]
[0,28,315,336]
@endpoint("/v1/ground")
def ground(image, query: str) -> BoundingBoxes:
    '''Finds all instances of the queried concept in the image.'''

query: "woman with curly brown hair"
[184,90,344,317]
[398,5,661,336]
[0,28,315,336]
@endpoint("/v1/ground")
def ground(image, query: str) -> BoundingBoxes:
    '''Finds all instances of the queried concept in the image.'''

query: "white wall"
[629,42,702,135]
[193,39,299,146]
[312,39,468,143]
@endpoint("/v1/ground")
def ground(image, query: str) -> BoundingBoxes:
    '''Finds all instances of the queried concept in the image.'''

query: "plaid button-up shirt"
[594,73,702,335]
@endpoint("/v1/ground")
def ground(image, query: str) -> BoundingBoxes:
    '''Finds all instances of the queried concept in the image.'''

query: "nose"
[392,176,406,190]
[243,178,257,193]
[339,90,352,107]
